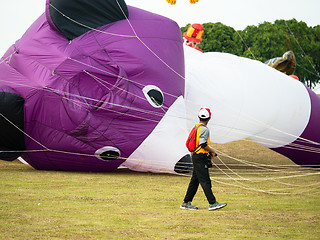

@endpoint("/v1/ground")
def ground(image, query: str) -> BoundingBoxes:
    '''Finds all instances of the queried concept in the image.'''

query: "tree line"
[181,19,320,88]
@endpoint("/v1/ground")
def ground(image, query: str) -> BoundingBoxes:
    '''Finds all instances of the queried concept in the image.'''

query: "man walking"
[181,108,227,211]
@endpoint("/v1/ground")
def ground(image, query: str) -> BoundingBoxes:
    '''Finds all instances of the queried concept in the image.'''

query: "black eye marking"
[147,89,163,107]
[143,85,164,108]
[99,150,120,161]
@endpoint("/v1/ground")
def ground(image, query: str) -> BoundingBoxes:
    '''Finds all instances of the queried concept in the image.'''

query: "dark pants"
[183,153,216,204]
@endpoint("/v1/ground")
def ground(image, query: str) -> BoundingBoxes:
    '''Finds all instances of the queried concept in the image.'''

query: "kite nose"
[174,154,193,174]
[95,146,120,161]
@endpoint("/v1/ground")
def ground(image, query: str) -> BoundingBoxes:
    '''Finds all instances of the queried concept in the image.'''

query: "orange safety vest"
[194,123,210,154]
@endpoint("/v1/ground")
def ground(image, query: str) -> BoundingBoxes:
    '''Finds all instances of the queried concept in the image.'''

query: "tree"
[237,21,288,62]
[198,22,238,53]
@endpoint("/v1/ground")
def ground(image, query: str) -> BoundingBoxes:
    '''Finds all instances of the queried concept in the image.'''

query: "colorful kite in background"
[265,50,296,75]
[183,23,204,52]
[166,0,199,5]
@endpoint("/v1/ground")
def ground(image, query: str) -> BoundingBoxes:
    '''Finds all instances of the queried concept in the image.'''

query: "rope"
[0,51,17,65]
[48,3,136,39]
[285,21,320,79]
[211,156,320,194]
[1,73,319,161]
[235,30,256,59]
[1,7,319,153]
[115,0,185,81]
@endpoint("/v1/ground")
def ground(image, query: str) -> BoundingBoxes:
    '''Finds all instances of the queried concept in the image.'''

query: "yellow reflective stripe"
[195,124,201,148]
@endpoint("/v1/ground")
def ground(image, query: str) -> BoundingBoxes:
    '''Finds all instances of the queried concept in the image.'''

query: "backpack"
[186,124,206,152]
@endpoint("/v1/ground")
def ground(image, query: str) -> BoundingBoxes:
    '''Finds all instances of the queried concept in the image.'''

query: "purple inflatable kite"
[0,0,186,172]
[1,0,319,173]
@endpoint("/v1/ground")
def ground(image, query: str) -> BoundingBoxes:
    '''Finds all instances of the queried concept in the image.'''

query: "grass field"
[1,140,319,240]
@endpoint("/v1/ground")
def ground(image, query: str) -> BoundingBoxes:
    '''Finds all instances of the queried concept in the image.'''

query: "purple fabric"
[0,5,184,171]
[272,86,320,166]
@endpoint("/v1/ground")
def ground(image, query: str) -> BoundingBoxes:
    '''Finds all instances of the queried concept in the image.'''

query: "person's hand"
[210,151,217,159]
[166,0,176,5]
[190,0,199,4]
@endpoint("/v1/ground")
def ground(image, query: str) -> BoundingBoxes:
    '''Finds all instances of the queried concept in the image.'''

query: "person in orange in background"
[183,23,204,52]
[166,0,199,5]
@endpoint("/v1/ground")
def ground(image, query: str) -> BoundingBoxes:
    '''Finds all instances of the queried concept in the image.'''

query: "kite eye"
[142,85,164,108]
[95,146,120,161]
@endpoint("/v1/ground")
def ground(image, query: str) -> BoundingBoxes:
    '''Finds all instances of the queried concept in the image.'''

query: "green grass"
[1,141,319,239]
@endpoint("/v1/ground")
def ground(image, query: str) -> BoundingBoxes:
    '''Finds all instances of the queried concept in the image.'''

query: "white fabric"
[124,47,312,173]
[124,96,189,173]
[184,46,311,148]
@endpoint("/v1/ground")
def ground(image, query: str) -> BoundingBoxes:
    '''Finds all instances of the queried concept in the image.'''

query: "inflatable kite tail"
[271,87,320,166]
